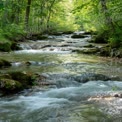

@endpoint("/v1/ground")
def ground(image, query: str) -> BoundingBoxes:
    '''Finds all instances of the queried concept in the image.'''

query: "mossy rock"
[62,31,73,34]
[0,78,22,93]
[98,46,111,56]
[50,32,63,36]
[36,35,48,40]
[0,74,12,79]
[71,34,86,38]
[81,48,99,54]
[73,48,99,54]
[11,42,21,50]
[29,34,48,40]
[83,31,92,35]
[9,71,36,87]
[0,59,11,68]
[0,42,11,52]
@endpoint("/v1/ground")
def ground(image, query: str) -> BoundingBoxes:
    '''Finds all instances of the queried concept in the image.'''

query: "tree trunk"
[46,0,56,31]
[100,0,114,31]
[25,0,31,30]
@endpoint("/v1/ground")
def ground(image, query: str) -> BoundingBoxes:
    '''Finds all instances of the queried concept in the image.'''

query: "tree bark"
[46,0,56,31]
[25,0,31,30]
[100,0,114,31]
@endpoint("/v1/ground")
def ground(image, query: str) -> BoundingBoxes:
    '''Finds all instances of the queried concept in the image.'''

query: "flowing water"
[0,33,122,122]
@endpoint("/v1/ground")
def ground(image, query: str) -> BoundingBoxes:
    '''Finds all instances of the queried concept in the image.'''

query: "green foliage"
[108,28,122,48]
[2,24,25,40]
[0,0,121,49]
[73,0,122,48]
[0,42,11,52]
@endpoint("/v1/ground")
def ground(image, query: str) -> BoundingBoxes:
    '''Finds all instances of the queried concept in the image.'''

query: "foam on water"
[0,80,122,121]
[15,49,71,54]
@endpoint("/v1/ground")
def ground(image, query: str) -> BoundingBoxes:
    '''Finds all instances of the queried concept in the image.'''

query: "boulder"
[0,59,11,68]
[83,31,92,35]
[9,71,36,87]
[62,31,73,34]
[0,71,37,95]
[75,73,110,83]
[83,44,94,48]
[72,48,99,54]
[71,34,87,38]
[11,42,22,50]
[0,78,22,94]
[28,34,48,40]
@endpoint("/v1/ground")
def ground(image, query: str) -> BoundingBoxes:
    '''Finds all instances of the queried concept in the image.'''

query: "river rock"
[71,34,87,38]
[0,59,11,68]
[83,31,92,35]
[28,34,48,40]
[50,32,63,36]
[74,73,110,83]
[0,71,38,95]
[62,31,73,34]
[0,78,22,94]
[11,42,22,50]
[83,44,94,48]
[8,71,36,87]
[72,48,99,54]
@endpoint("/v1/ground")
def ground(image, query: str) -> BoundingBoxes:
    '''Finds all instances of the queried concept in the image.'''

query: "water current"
[0,33,122,122]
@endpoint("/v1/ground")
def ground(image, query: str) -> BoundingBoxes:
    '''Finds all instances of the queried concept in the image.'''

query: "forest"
[0,0,122,50]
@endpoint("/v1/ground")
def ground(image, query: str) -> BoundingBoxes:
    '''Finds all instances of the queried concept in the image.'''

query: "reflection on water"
[0,53,122,78]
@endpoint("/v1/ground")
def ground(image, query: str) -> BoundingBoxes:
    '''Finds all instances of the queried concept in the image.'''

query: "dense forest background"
[0,0,122,48]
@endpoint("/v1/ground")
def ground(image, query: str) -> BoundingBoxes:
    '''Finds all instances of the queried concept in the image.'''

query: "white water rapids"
[0,80,122,122]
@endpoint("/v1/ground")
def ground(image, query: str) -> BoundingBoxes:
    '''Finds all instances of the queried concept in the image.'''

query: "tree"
[25,0,32,30]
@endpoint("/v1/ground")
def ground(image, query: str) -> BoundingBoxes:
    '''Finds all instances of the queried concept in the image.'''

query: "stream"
[0,33,122,122]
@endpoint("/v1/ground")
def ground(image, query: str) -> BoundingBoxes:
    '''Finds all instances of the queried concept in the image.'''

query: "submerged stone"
[75,73,110,83]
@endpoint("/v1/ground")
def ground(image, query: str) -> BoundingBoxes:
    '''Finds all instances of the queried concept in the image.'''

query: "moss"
[29,34,48,40]
[0,78,22,92]
[9,71,36,87]
[0,59,11,68]
[71,34,86,38]
[11,42,21,50]
[109,37,122,48]
[0,71,37,95]
[0,74,12,79]
[0,42,12,52]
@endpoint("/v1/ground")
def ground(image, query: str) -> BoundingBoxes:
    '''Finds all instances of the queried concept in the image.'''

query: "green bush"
[109,34,122,48]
